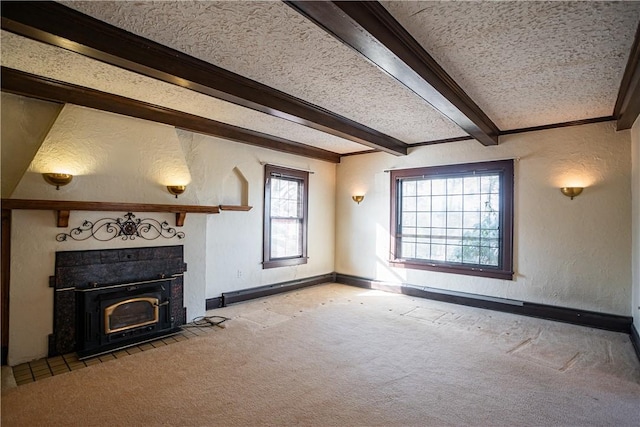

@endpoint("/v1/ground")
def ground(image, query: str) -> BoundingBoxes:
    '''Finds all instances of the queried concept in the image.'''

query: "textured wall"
[5,102,336,364]
[176,130,336,298]
[632,117,640,331]
[336,122,632,315]
[0,93,62,198]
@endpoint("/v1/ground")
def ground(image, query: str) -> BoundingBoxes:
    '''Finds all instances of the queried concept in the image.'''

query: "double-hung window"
[390,160,514,280]
[263,165,309,269]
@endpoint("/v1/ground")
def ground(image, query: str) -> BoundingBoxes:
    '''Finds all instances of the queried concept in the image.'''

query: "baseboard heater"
[334,273,633,334]
[218,273,335,306]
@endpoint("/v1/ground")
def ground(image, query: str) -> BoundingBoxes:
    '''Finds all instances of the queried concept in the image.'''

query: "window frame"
[390,160,514,280]
[263,164,309,269]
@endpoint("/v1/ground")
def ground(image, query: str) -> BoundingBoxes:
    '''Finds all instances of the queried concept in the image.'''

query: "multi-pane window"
[390,160,514,280]
[263,165,308,269]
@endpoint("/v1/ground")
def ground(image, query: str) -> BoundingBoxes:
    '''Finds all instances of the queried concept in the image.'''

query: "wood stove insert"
[50,246,186,359]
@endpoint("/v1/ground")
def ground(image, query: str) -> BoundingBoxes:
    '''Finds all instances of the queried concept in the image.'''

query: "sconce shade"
[42,173,73,190]
[352,195,364,204]
[560,187,583,200]
[167,185,187,198]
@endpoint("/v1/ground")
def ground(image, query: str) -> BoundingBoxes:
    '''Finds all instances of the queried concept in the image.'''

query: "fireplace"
[50,246,186,359]
[75,277,179,358]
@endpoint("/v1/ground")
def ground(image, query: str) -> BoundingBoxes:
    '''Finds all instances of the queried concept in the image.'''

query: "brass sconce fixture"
[167,185,187,198]
[42,173,73,190]
[560,187,583,200]
[352,195,364,204]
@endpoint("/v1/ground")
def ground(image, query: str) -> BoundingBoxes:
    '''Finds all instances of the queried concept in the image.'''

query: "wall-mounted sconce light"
[352,195,364,204]
[42,173,73,190]
[560,187,583,200]
[167,185,187,198]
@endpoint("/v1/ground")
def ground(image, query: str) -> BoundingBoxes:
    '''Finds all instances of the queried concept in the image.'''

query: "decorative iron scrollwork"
[56,212,185,242]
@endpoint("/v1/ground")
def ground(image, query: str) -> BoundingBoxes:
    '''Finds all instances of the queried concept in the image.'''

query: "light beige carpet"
[2,283,639,426]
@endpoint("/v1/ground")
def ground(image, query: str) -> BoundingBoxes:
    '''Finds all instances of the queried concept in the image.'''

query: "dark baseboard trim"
[631,324,640,362]
[205,297,223,310]
[220,273,336,306]
[335,274,632,333]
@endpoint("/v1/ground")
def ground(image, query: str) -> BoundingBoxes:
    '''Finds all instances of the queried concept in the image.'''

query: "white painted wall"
[336,122,632,315]
[5,102,336,364]
[631,116,640,332]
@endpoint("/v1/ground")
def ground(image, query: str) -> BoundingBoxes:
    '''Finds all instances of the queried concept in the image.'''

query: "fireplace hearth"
[50,246,186,358]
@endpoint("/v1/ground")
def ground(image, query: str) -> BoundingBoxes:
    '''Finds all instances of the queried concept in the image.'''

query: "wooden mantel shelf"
[0,199,236,227]
[219,205,253,212]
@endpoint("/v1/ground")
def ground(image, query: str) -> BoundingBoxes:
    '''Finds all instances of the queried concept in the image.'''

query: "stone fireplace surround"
[49,245,186,358]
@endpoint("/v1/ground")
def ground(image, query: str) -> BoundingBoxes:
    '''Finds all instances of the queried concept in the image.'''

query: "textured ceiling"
[2,1,639,158]
[0,30,366,154]
[382,1,640,130]
[60,0,467,144]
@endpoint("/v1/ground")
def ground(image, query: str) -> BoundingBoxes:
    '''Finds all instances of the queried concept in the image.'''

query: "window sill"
[263,257,308,269]
[389,260,514,280]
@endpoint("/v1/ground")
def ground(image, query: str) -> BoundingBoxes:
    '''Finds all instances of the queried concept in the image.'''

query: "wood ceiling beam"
[1,67,341,164]
[285,1,499,146]
[0,1,407,156]
[613,21,640,130]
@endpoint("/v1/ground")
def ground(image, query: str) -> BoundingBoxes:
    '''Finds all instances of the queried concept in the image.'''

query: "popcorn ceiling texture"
[60,0,467,143]
[382,1,640,130]
[0,31,366,155]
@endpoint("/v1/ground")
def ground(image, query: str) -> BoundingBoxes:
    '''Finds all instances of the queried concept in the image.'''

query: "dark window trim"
[390,160,514,280]
[263,164,309,269]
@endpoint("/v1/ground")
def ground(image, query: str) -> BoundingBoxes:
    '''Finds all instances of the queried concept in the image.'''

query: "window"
[263,165,309,269]
[390,160,514,280]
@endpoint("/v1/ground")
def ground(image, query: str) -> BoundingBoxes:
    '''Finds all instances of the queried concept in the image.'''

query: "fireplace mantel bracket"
[0,199,245,227]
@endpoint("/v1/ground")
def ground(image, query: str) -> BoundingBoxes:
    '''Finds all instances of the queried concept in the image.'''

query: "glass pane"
[271,178,301,218]
[447,212,462,228]
[448,178,463,195]
[416,243,430,259]
[401,239,416,258]
[463,211,481,228]
[402,196,416,211]
[271,218,302,258]
[416,212,431,228]
[432,179,447,195]
[403,180,416,196]
[447,195,463,211]
[431,244,446,261]
[432,213,446,228]
[446,245,463,263]
[480,246,499,266]
[480,211,499,230]
[416,180,431,196]
[464,176,480,194]
[416,196,430,211]
[462,245,480,264]
[432,196,447,211]
[463,194,481,211]
[402,212,416,227]
[481,175,500,193]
